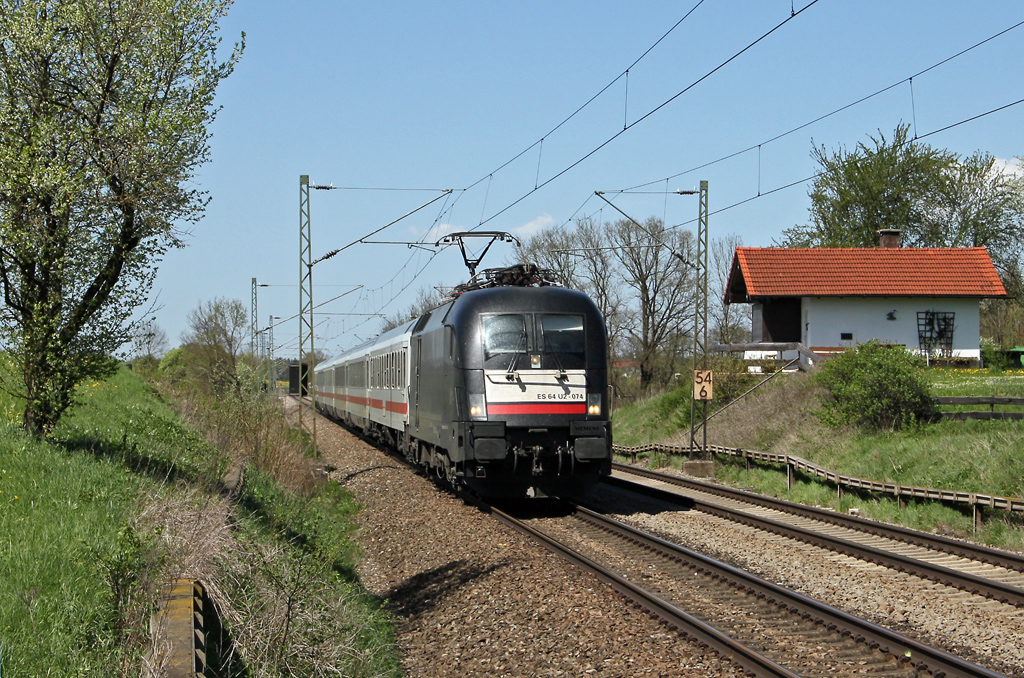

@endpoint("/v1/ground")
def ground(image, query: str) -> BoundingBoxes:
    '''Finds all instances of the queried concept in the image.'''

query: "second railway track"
[489,499,1006,678]
[606,463,1024,609]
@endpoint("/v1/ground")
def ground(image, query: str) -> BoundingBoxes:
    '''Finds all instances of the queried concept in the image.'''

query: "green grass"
[0,366,401,677]
[612,386,694,447]
[615,367,1024,549]
[54,369,229,484]
[0,374,174,675]
[231,468,401,676]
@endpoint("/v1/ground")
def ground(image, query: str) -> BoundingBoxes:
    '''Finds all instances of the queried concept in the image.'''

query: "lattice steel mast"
[689,180,710,458]
[299,175,312,436]
[250,277,258,357]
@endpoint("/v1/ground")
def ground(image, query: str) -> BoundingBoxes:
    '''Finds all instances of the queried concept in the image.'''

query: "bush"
[813,341,934,431]
[980,337,1010,371]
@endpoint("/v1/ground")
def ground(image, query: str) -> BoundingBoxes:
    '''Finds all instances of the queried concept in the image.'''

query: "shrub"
[157,346,189,384]
[980,336,1010,371]
[813,341,934,431]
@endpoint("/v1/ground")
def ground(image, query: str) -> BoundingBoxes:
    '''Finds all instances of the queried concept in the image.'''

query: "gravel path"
[310,410,739,677]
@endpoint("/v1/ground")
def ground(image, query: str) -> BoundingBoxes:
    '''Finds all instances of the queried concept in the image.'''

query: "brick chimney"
[878,228,902,248]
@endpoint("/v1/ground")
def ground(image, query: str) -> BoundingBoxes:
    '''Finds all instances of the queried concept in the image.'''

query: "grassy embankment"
[0,365,400,677]
[612,367,1024,549]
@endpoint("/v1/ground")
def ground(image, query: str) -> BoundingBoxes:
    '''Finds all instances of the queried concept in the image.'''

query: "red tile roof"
[726,247,1007,302]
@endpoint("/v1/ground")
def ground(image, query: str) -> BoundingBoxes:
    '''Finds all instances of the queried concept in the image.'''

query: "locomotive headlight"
[469,393,487,420]
[587,393,602,417]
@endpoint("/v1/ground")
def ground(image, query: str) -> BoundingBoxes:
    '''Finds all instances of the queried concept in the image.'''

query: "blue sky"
[151,1,1024,358]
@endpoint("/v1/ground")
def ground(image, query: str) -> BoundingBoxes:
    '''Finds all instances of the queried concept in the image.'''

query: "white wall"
[801,297,981,358]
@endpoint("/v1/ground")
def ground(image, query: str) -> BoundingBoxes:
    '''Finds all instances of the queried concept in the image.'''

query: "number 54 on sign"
[693,370,713,401]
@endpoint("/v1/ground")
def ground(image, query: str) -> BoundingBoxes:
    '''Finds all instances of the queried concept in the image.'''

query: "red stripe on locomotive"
[487,403,587,415]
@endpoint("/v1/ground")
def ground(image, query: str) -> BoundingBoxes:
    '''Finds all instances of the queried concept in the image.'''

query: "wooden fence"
[612,442,1024,529]
[934,396,1024,420]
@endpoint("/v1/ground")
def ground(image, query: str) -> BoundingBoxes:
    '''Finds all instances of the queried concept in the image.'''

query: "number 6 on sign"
[693,370,713,401]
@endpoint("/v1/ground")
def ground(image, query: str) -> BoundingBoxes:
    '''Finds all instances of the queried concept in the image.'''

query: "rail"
[612,442,1024,524]
[935,396,1024,421]
[485,502,803,678]
[606,471,1024,607]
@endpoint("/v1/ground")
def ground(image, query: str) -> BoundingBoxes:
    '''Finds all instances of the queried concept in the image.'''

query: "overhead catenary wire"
[613,17,1024,193]
[312,190,453,265]
[297,2,800,348]
[473,0,822,229]
[655,95,1024,231]
[459,0,709,195]
[593,191,696,269]
[549,93,1024,258]
[275,6,714,356]
[294,8,1021,354]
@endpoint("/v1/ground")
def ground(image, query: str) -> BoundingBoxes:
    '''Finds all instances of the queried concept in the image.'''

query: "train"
[314,266,612,498]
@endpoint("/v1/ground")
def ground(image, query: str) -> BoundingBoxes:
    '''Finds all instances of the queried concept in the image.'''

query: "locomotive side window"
[483,314,528,369]
[539,314,585,369]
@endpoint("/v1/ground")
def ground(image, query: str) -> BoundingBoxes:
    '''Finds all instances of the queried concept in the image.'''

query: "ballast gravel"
[305,403,1024,677]
[312,413,738,678]
[585,481,1024,678]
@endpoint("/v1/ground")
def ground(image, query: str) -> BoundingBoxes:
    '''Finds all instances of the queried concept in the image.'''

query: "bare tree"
[379,286,447,333]
[566,217,625,361]
[513,217,625,357]
[181,298,248,391]
[710,235,751,345]
[131,321,170,361]
[610,217,695,392]
[513,224,581,288]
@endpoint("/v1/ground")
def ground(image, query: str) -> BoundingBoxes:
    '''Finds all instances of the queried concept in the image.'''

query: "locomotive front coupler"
[530,445,545,476]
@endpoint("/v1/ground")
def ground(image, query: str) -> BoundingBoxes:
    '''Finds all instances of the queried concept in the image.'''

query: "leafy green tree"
[927,152,1024,298]
[813,341,934,431]
[0,0,243,434]
[781,125,1024,280]
[780,124,957,248]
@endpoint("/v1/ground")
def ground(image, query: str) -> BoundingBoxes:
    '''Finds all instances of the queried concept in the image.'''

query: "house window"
[917,311,955,357]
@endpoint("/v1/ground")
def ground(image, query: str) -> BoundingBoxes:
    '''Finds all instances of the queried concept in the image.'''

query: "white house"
[724,237,1007,360]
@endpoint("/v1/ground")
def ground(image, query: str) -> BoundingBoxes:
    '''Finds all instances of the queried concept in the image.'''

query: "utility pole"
[267,314,275,392]
[250,277,258,357]
[308,261,318,451]
[299,175,312,437]
[689,180,710,459]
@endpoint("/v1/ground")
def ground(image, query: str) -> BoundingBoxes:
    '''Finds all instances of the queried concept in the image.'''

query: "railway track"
[487,499,1006,678]
[312,409,1017,676]
[607,463,1024,609]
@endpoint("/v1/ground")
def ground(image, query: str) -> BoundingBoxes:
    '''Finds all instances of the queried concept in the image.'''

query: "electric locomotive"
[315,267,612,498]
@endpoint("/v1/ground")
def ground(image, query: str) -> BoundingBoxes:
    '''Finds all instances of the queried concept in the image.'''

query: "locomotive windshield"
[483,313,585,370]
[539,314,585,369]
[483,314,527,367]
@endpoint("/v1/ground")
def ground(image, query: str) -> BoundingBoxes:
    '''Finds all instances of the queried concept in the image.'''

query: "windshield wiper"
[543,330,567,378]
[506,327,528,379]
